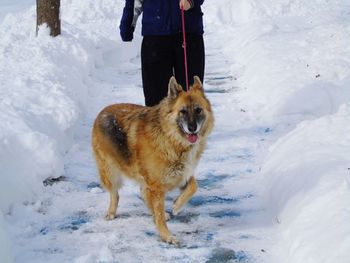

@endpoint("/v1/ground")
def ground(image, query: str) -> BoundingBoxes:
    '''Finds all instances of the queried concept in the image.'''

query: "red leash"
[181,6,189,92]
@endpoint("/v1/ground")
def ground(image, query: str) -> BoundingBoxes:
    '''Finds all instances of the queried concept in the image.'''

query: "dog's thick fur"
[92,76,214,244]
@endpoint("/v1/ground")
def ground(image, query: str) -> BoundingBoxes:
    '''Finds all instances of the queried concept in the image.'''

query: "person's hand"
[179,0,191,11]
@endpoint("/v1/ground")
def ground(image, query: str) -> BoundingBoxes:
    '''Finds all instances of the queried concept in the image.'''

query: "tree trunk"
[36,0,61,37]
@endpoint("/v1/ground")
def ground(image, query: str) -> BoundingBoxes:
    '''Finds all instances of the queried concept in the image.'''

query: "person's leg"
[174,33,205,90]
[141,36,174,106]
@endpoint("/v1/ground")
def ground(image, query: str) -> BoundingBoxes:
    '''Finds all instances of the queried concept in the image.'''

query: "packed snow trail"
[6,23,283,263]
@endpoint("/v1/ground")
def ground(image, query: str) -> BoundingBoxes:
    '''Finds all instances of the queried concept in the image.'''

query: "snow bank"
[262,105,350,263]
[0,0,133,259]
[0,9,87,259]
[1,11,81,213]
[0,0,131,213]
[206,1,350,262]
[205,0,350,122]
[205,0,350,26]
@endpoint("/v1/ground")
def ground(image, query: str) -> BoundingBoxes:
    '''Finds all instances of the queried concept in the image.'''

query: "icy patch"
[206,247,236,263]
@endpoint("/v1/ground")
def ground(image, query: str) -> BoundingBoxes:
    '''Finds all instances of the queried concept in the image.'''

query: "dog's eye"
[180,109,188,115]
[195,107,202,114]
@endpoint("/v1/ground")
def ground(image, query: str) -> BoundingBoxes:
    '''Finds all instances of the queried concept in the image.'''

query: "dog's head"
[163,76,214,145]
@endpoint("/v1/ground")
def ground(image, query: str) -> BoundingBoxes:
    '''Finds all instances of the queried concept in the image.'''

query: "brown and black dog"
[92,76,214,244]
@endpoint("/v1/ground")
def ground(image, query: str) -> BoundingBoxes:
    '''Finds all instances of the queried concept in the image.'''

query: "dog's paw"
[172,203,181,216]
[164,235,180,246]
[165,212,171,221]
[105,213,116,221]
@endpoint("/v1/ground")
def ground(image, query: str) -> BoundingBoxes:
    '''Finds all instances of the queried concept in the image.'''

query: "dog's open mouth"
[186,133,198,143]
[179,123,200,144]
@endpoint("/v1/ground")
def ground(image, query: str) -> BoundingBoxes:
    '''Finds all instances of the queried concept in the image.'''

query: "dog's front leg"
[141,186,171,221]
[144,187,178,245]
[172,176,198,215]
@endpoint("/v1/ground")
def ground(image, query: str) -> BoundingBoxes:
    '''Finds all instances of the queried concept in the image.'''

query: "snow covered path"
[7,24,283,263]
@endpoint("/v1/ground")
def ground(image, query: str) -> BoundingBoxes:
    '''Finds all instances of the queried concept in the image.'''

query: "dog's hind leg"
[105,167,122,220]
[106,187,120,220]
[172,176,198,215]
[95,153,121,220]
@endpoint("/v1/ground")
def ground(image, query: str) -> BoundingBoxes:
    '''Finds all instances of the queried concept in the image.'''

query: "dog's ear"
[191,76,204,93]
[168,76,183,99]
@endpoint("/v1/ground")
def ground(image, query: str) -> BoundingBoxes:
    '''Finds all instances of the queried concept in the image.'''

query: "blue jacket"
[120,0,204,41]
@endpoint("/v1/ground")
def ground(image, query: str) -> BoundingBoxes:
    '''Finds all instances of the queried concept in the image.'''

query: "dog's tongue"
[187,134,198,143]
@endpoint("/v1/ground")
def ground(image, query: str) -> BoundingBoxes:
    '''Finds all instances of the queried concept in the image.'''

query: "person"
[119,0,205,106]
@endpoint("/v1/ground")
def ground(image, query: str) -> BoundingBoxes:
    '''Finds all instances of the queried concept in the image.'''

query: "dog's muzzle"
[181,121,201,144]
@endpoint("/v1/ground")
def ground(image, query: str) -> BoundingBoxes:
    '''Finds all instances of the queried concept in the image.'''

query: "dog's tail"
[97,112,131,161]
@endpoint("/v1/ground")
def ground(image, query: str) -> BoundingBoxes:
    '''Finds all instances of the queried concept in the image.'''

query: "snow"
[0,0,32,23]
[0,0,349,262]
[262,105,350,263]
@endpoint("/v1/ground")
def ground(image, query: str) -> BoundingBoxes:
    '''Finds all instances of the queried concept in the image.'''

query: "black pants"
[141,33,205,106]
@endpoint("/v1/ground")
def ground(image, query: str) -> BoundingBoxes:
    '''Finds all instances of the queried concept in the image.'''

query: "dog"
[91,76,214,244]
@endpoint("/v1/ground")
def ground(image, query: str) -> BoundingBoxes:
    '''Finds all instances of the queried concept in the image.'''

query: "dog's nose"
[188,122,197,133]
